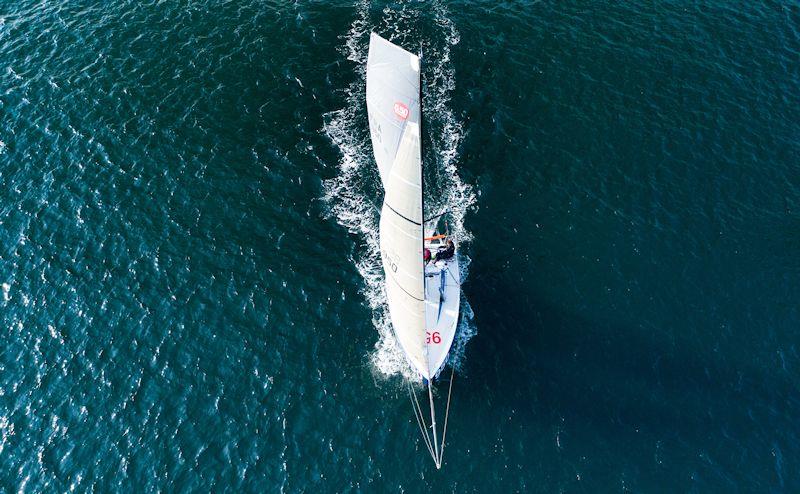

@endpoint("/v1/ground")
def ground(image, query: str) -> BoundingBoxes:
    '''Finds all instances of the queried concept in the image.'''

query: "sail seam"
[384,217,419,241]
[389,169,421,189]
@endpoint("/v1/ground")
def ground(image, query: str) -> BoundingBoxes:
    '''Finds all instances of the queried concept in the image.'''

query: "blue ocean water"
[1,0,798,491]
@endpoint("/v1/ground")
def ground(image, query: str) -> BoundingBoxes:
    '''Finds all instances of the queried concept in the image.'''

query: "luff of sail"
[366,33,431,378]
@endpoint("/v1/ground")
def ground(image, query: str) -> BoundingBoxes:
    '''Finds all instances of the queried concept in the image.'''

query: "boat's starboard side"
[423,248,461,379]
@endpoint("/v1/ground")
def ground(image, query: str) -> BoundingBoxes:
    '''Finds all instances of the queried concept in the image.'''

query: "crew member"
[434,239,455,262]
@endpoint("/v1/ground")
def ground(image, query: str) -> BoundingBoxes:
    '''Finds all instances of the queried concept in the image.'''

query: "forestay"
[366,33,431,378]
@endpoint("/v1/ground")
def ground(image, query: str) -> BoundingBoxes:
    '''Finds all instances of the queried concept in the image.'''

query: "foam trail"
[323,1,477,380]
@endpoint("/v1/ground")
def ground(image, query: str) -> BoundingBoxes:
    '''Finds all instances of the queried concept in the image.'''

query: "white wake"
[323,1,477,380]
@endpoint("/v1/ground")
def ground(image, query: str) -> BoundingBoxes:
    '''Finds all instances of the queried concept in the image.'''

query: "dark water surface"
[1,0,798,491]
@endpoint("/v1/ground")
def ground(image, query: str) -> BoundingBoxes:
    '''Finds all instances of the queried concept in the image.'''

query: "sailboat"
[366,32,461,469]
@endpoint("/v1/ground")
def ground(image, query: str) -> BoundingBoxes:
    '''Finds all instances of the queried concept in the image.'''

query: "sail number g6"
[426,332,441,344]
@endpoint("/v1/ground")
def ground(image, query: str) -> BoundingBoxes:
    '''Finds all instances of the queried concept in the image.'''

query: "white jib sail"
[366,33,432,378]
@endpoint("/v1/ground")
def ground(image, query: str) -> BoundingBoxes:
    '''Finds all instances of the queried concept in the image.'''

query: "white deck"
[423,238,461,379]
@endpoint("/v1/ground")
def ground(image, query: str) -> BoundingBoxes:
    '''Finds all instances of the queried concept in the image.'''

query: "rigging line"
[407,379,434,455]
[415,391,436,461]
[446,265,461,287]
[424,204,472,224]
[437,365,456,465]
[407,379,436,460]
[423,210,449,223]
[407,382,435,459]
[427,380,441,468]
[425,208,459,224]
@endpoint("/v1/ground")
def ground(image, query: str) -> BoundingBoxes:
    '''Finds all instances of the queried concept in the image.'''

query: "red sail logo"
[393,102,409,120]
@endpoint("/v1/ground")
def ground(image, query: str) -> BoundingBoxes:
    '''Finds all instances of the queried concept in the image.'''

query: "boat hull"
[422,239,460,379]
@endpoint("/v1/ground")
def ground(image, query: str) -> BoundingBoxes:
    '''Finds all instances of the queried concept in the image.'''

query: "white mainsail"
[366,33,431,378]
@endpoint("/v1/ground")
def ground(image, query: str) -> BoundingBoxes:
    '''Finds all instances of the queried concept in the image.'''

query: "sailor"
[423,248,432,263]
[434,239,455,262]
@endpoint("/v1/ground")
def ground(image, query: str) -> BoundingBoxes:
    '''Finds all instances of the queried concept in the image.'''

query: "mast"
[419,45,442,470]
[419,44,429,381]
[428,381,441,468]
[419,44,426,302]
